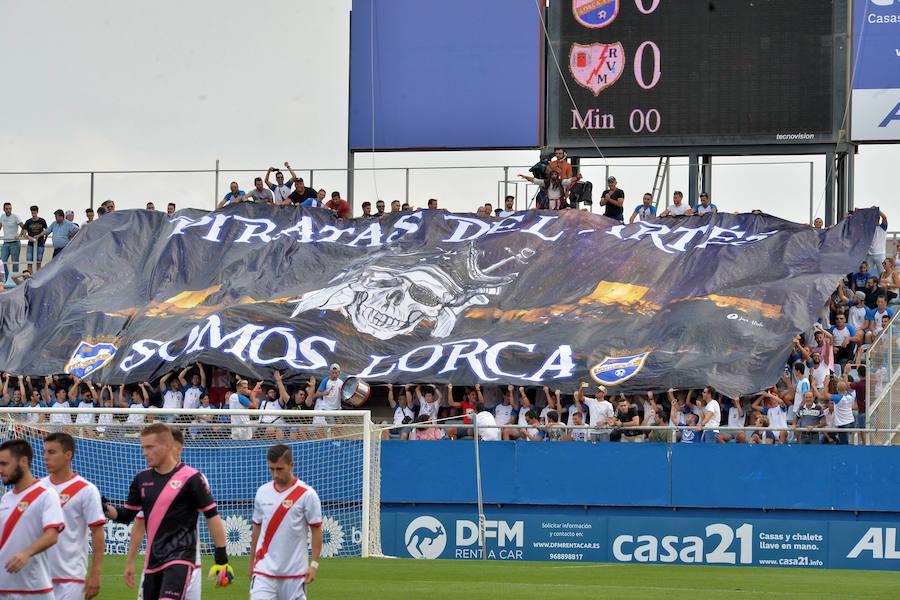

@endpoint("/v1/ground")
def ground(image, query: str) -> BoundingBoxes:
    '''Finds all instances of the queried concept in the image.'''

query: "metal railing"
[381,421,879,445]
[865,308,900,445]
[0,158,819,217]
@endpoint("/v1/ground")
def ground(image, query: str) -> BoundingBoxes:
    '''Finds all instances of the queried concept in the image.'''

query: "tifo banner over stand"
[0,206,876,396]
[381,442,900,571]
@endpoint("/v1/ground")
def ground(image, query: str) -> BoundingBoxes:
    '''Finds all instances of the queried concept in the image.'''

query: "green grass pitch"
[93,556,899,599]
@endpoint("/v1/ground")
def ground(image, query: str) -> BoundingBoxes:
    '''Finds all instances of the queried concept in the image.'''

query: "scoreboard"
[545,0,846,150]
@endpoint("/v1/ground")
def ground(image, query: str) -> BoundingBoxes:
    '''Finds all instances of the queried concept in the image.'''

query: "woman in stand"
[878,257,899,302]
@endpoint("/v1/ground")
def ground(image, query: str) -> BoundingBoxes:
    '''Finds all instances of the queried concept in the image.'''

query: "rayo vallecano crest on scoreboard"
[569,42,624,95]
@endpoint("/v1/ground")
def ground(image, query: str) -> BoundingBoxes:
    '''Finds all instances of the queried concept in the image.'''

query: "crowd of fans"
[0,336,885,446]
[0,153,896,446]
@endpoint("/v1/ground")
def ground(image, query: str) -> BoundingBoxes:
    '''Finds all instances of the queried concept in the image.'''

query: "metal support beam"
[836,153,847,220]
[847,145,856,212]
[89,172,94,211]
[214,159,219,211]
[688,154,699,207]
[825,150,835,226]
[700,154,712,197]
[347,151,355,214]
[808,161,814,225]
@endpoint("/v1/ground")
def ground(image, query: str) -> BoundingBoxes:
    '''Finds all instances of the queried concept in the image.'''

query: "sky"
[0,0,897,226]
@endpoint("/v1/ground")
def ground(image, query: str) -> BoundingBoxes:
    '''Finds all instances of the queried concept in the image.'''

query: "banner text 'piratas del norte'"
[0,206,876,395]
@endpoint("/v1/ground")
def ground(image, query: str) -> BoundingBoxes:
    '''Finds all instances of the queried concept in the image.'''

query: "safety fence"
[865,306,900,445]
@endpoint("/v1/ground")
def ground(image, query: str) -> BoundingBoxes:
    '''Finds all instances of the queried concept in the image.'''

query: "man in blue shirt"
[792,391,825,444]
[629,193,657,223]
[45,209,79,258]
[217,181,248,209]
[695,192,717,215]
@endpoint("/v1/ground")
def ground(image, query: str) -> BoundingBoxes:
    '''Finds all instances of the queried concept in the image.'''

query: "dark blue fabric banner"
[0,206,876,395]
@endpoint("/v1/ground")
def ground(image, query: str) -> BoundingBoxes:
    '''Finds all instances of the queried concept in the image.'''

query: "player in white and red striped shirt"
[41,432,106,600]
[249,445,322,600]
[0,439,65,599]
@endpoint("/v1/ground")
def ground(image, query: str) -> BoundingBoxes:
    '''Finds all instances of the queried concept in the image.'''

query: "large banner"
[382,506,900,571]
[0,206,875,395]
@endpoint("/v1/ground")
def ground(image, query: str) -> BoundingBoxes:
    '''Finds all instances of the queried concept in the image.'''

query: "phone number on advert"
[549,553,584,561]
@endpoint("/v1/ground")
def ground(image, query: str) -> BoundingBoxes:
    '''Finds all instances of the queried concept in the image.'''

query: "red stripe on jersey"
[0,485,47,550]
[255,483,307,562]
[58,479,89,507]
[0,587,54,593]
[43,522,64,530]
[52,578,85,583]
[88,519,106,527]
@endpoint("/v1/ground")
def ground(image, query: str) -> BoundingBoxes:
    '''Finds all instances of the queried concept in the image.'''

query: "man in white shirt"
[474,402,500,441]
[229,378,260,440]
[788,362,812,413]
[573,382,615,442]
[414,384,443,423]
[815,378,857,445]
[41,433,105,600]
[716,397,747,443]
[491,387,518,437]
[1,202,24,275]
[847,291,872,333]
[865,208,888,276]
[497,195,516,218]
[249,445,322,600]
[0,438,65,597]
[658,191,693,217]
[810,351,830,392]
[310,364,344,437]
[697,387,721,443]
[178,364,206,410]
[265,164,294,205]
[159,372,184,423]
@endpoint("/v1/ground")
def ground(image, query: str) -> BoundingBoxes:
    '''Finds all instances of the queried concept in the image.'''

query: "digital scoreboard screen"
[546,0,841,149]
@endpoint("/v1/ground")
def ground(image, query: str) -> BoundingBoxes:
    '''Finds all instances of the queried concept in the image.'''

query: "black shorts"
[143,563,194,600]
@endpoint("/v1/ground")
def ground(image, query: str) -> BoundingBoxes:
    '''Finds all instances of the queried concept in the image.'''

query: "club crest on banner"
[65,342,117,378]
[569,43,625,95]
[573,0,619,28]
[590,352,650,385]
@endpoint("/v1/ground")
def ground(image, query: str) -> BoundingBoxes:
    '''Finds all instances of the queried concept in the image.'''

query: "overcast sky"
[1,0,897,225]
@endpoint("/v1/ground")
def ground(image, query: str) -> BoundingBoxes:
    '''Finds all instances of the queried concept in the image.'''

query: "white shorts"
[2,593,53,600]
[52,582,83,600]
[138,566,201,600]
[250,574,306,600]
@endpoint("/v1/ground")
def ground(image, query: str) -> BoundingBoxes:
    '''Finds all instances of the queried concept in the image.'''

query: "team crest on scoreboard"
[282,499,294,509]
[65,342,117,379]
[569,42,625,95]
[590,352,650,385]
[573,0,619,28]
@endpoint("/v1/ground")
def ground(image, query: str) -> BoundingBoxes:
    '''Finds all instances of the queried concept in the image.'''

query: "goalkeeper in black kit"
[104,423,234,600]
